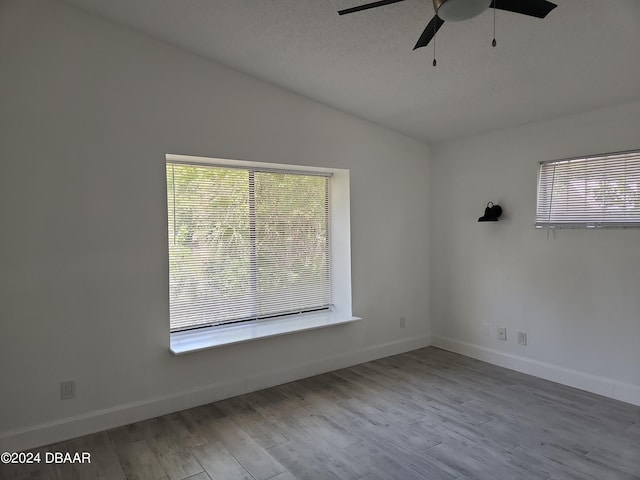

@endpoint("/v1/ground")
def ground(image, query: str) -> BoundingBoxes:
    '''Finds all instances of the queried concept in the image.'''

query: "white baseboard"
[432,335,640,407]
[0,335,430,452]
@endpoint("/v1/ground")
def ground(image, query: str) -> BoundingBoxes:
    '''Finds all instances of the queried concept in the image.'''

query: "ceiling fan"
[338,0,557,50]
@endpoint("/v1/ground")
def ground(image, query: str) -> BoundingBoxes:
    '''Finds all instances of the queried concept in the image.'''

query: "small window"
[167,159,332,332]
[536,150,640,229]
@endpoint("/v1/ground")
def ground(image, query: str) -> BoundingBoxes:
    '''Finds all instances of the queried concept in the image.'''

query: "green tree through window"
[167,163,331,332]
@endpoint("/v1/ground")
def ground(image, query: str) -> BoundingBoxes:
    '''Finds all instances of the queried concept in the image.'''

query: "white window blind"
[536,150,640,229]
[167,161,332,332]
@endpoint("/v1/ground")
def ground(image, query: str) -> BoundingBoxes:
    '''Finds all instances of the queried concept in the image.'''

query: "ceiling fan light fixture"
[433,0,492,22]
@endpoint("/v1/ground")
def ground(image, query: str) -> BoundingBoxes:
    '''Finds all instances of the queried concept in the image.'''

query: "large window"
[167,159,332,333]
[536,150,640,229]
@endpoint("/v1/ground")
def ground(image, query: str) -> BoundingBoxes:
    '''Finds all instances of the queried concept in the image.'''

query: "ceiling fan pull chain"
[492,1,497,47]
[433,20,437,66]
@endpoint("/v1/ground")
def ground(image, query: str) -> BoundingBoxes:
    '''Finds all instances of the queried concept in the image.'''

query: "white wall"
[430,100,640,406]
[0,0,431,450]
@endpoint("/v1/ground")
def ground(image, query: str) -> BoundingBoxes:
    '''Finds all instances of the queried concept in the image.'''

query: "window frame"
[166,154,358,354]
[535,149,640,229]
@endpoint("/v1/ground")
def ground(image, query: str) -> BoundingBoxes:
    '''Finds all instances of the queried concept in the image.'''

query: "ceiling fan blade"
[338,0,407,16]
[489,0,557,19]
[413,16,445,50]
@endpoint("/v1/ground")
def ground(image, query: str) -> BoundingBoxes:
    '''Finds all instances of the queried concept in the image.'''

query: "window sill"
[170,312,361,355]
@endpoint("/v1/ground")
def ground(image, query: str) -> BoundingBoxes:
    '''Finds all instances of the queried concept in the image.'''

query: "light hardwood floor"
[2,347,640,480]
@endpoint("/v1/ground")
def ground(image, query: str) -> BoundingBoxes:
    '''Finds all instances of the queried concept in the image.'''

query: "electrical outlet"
[399,317,406,329]
[61,380,75,400]
[518,331,527,346]
[497,327,507,341]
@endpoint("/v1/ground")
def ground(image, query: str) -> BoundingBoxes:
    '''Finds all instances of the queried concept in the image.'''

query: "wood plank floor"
[2,347,640,480]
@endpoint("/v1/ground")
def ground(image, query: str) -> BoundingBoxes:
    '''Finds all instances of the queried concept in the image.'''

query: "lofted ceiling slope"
[62,0,640,143]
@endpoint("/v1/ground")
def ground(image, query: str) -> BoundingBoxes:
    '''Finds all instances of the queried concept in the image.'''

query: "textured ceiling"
[62,0,640,143]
